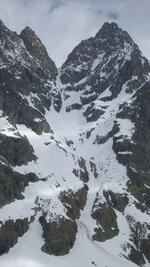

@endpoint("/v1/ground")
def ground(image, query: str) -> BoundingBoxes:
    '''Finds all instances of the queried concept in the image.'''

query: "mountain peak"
[0,18,150,267]
[101,21,119,30]
[95,21,133,46]
[96,21,120,36]
[20,26,42,43]
[0,19,5,28]
[20,26,57,78]
[21,26,34,35]
[0,19,11,35]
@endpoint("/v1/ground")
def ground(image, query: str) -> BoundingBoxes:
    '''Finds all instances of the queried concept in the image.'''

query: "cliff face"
[0,19,58,134]
[0,20,150,267]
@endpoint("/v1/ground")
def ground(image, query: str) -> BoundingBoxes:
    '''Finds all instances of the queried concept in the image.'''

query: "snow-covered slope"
[0,21,150,267]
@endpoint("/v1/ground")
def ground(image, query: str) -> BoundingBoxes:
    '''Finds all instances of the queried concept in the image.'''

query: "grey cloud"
[107,12,119,20]
[48,0,64,13]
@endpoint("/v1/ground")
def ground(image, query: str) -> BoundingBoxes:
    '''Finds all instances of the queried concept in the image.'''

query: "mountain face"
[0,20,150,267]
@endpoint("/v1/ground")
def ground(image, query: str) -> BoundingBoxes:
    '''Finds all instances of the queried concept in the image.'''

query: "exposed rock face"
[20,27,57,79]
[53,91,62,112]
[92,204,119,242]
[78,158,89,182]
[0,163,38,207]
[39,216,77,256]
[61,22,149,87]
[38,186,88,256]
[103,190,129,213]
[0,19,56,134]
[59,185,88,220]
[0,19,150,267]
[92,193,119,242]
[60,22,149,121]
[126,216,150,266]
[0,218,29,255]
[0,134,36,166]
[113,82,150,211]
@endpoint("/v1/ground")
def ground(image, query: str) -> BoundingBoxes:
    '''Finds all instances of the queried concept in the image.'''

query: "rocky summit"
[0,20,150,267]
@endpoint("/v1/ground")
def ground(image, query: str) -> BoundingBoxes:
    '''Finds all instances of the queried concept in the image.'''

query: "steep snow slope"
[0,21,150,267]
[0,79,149,267]
[0,83,138,267]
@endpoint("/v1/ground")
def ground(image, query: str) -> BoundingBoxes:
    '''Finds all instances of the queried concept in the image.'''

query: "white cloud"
[0,0,149,66]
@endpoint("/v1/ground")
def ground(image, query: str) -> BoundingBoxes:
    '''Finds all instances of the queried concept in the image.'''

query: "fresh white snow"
[0,78,149,267]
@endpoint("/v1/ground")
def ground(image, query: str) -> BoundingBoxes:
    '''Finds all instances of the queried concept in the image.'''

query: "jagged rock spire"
[20,26,57,78]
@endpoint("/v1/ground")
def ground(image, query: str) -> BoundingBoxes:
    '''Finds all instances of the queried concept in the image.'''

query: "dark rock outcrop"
[103,190,129,213]
[78,157,89,182]
[0,218,29,255]
[0,20,56,134]
[0,134,36,166]
[59,185,88,220]
[0,164,38,207]
[113,83,150,212]
[92,203,119,242]
[39,216,77,256]
[127,216,150,266]
[20,26,57,79]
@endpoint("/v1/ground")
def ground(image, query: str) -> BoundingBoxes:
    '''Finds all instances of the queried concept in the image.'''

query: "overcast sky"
[0,0,149,67]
